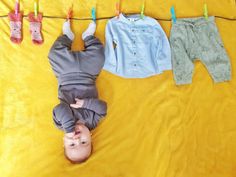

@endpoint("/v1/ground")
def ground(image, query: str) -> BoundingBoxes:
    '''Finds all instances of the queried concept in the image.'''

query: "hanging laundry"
[103,13,172,78]
[28,12,44,45]
[170,17,231,85]
[8,0,23,44]
[28,1,43,45]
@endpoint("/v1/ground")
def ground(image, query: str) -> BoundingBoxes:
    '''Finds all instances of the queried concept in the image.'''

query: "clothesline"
[0,14,236,21]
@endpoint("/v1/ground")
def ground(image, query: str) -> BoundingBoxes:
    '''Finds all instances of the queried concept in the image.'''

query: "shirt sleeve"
[154,23,172,72]
[52,102,76,133]
[104,20,118,70]
[81,98,107,117]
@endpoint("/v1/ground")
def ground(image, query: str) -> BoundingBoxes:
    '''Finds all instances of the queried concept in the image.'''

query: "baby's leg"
[78,35,105,76]
[48,35,79,78]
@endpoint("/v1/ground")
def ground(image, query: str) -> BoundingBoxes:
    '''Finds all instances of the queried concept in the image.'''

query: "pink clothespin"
[116,2,120,18]
[15,0,20,15]
[67,6,73,20]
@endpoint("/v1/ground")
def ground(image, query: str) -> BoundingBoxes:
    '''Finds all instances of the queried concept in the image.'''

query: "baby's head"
[63,122,92,163]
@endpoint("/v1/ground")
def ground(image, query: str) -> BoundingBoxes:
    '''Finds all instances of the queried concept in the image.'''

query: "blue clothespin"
[91,7,96,22]
[170,6,176,23]
[204,4,208,20]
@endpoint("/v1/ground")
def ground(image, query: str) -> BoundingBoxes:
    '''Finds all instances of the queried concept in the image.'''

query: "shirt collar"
[119,13,147,24]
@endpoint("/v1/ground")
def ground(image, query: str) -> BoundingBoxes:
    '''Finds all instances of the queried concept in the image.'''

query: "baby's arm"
[70,98,107,116]
[70,98,107,130]
[79,109,106,130]
[82,98,107,116]
[53,102,76,133]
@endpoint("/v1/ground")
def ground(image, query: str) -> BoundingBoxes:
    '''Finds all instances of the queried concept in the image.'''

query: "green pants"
[170,16,231,85]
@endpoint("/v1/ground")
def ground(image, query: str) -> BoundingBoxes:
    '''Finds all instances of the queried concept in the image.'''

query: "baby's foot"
[63,20,75,41]
[28,12,43,45]
[82,21,96,40]
[8,12,23,44]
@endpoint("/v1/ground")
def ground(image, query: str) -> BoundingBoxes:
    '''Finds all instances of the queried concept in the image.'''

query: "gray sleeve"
[81,98,107,116]
[79,109,106,130]
[53,103,75,133]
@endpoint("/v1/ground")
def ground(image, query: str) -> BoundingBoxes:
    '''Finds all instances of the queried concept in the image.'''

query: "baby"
[48,20,107,163]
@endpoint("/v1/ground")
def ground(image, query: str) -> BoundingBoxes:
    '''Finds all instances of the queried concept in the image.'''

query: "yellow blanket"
[0,0,236,177]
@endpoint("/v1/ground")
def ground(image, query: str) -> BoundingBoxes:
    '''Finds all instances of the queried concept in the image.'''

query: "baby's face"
[64,123,92,162]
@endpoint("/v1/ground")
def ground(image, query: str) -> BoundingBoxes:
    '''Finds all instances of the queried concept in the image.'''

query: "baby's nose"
[73,134,81,139]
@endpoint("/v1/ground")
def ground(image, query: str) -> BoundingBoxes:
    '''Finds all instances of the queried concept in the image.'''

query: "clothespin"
[204,3,208,20]
[91,7,96,22]
[140,3,145,19]
[116,2,120,18]
[170,6,177,23]
[34,0,38,17]
[67,6,73,20]
[15,0,20,15]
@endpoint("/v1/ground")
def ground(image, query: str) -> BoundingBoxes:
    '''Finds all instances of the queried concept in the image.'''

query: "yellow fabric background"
[0,0,236,177]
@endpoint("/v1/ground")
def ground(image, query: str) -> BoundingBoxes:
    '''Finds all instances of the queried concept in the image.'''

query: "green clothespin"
[204,3,208,20]
[140,3,145,19]
[34,0,38,17]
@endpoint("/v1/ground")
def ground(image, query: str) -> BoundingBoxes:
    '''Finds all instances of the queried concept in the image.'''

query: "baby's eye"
[81,141,86,145]
[70,143,75,147]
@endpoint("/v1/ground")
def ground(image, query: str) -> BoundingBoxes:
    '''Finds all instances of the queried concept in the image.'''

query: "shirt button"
[132,29,135,32]
[133,52,136,55]
[134,64,137,66]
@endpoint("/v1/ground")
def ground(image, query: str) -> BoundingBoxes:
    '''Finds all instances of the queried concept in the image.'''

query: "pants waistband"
[173,16,215,26]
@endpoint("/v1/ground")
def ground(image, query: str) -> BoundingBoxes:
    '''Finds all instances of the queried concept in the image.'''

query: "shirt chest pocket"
[136,27,153,43]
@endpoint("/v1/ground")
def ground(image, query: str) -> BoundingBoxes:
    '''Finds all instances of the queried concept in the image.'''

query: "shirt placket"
[130,22,138,70]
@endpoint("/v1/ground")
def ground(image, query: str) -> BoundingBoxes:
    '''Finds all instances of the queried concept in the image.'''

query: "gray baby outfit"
[48,35,107,133]
[170,16,231,85]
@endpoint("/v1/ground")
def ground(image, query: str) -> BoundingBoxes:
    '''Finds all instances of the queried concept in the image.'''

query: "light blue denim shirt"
[103,13,172,78]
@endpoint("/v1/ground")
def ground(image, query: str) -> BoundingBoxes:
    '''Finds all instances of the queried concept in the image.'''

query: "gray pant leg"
[77,36,105,76]
[48,35,79,78]
[199,22,231,83]
[170,27,194,85]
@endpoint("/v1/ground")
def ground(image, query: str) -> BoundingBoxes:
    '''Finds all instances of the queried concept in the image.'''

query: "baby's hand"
[70,98,84,108]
